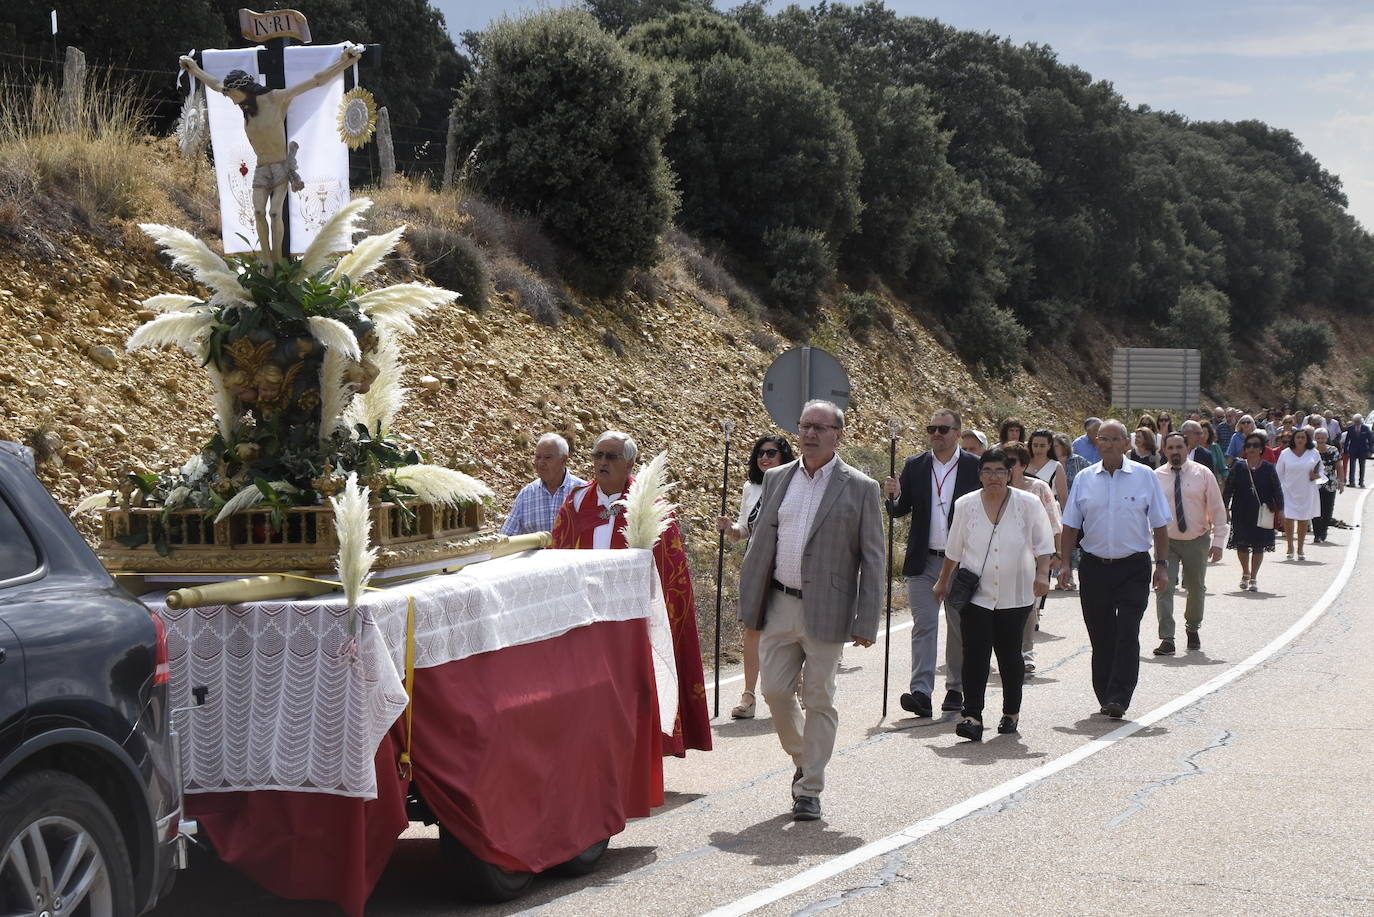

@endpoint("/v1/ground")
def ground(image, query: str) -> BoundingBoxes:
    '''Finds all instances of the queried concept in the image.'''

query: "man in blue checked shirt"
[501,433,586,536]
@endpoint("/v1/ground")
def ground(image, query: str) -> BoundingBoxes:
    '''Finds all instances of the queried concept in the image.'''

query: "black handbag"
[945,490,1010,613]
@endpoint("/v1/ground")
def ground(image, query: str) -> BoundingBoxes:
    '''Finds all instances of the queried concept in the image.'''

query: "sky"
[430,0,1374,229]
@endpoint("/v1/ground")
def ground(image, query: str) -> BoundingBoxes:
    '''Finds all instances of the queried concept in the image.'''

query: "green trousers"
[1156,536,1209,639]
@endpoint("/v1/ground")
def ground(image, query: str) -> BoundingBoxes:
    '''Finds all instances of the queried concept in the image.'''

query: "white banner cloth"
[283,43,351,255]
[152,548,675,799]
[201,48,263,254]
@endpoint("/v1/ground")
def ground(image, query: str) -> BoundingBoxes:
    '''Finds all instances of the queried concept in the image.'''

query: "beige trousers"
[758,590,845,798]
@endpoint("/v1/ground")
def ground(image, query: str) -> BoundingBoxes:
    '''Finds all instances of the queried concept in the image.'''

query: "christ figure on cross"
[180,45,362,266]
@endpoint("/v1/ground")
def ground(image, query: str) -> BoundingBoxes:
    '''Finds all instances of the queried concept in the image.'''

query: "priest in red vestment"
[551,431,712,757]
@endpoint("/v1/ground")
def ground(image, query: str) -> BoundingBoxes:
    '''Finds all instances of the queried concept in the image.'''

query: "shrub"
[1159,284,1233,390]
[452,9,677,294]
[841,291,884,342]
[949,301,1028,381]
[764,226,834,314]
[489,256,563,326]
[602,330,626,357]
[406,226,491,311]
[1272,316,1335,404]
[749,327,781,353]
[630,21,862,262]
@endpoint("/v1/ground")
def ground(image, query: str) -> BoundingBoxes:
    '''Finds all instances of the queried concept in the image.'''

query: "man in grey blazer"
[738,400,885,821]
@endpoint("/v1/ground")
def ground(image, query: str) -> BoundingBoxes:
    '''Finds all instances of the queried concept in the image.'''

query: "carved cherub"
[179,45,363,266]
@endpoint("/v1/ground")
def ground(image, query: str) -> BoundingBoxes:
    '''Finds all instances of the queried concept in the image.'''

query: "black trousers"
[960,603,1031,720]
[1314,488,1336,541]
[1078,553,1150,710]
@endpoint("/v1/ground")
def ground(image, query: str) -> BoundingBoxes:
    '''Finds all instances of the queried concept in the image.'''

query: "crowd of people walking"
[498,401,1367,822]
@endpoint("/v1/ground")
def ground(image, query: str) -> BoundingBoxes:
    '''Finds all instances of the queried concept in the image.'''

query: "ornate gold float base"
[97,501,499,575]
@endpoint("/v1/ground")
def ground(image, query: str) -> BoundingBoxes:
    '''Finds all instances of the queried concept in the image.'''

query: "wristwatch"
[1154,560,1167,567]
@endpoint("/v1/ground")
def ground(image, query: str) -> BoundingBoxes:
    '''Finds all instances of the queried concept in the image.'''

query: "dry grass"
[0,68,216,250]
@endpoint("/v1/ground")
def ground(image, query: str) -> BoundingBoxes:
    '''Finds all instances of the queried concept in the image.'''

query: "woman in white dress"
[933,447,1055,740]
[717,434,793,718]
[1275,426,1323,560]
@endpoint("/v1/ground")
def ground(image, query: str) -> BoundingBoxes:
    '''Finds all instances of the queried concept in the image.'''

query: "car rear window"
[0,493,39,581]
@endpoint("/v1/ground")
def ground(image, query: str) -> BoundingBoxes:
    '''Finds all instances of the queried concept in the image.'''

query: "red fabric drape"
[187,618,663,916]
[550,481,713,756]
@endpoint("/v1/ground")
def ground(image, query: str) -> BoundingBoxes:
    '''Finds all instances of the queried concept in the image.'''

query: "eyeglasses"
[591,451,624,461]
[757,448,780,457]
[979,467,1010,477]
[926,424,953,434]
[798,422,839,434]
[1245,443,1264,450]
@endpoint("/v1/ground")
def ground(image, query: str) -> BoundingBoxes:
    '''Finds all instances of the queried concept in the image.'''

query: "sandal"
[731,690,756,719]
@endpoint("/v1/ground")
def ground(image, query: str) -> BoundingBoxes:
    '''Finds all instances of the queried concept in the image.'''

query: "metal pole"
[882,418,901,719]
[713,419,735,718]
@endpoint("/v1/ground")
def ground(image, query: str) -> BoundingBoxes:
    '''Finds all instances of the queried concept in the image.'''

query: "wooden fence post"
[376,106,395,185]
[442,109,458,189]
[62,45,86,130]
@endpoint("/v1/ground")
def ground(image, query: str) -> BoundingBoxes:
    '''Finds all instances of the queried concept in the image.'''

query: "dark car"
[0,442,187,915]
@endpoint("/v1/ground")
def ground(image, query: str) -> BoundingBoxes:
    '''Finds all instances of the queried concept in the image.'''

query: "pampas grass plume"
[622,451,677,550]
[390,464,493,506]
[331,472,377,609]
[331,225,406,282]
[301,197,372,275]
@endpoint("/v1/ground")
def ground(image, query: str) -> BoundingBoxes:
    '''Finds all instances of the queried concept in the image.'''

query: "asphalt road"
[154,487,1374,916]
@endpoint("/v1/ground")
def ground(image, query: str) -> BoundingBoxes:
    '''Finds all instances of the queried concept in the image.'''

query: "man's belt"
[1081,551,1149,565]
[928,548,945,557]
[771,579,803,599]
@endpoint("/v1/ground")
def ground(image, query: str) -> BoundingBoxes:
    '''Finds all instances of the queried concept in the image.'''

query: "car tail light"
[150,610,170,685]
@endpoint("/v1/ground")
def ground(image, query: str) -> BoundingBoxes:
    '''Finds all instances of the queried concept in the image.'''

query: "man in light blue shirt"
[1057,420,1171,719]
[501,433,586,536]
[1071,417,1101,464]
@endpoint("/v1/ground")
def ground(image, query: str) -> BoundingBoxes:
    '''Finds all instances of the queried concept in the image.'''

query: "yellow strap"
[397,595,416,780]
[120,570,420,779]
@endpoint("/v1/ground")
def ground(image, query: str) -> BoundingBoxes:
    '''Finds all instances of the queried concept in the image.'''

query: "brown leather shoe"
[1153,640,1175,656]
[1186,630,1201,650]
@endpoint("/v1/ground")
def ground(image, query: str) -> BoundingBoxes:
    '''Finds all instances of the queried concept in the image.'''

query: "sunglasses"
[592,451,624,461]
[757,448,780,457]
[927,424,953,434]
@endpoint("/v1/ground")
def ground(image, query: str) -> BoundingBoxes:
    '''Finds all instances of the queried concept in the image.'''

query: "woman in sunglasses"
[1027,429,1068,508]
[718,434,795,718]
[1223,433,1285,592]
[1155,413,1174,450]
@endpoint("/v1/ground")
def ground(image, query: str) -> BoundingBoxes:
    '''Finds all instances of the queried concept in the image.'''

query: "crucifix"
[179,43,361,266]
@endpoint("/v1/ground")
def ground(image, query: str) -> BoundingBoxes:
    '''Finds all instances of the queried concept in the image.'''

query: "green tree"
[584,0,717,35]
[628,15,861,265]
[1272,317,1335,405]
[1159,284,1234,391]
[452,9,677,293]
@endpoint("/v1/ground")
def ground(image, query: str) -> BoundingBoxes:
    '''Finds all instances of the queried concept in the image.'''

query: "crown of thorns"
[223,70,263,92]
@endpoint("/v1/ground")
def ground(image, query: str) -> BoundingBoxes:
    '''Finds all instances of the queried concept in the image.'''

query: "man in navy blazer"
[884,408,982,717]
[1344,414,1372,487]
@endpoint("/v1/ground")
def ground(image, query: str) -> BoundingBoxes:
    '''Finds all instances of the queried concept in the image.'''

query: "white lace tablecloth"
[151,548,675,799]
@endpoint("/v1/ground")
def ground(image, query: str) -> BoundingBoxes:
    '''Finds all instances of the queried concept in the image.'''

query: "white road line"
[709,620,915,689]
[703,489,1369,917]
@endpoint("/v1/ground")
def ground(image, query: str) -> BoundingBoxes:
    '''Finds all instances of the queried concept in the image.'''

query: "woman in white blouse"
[717,434,794,718]
[1026,429,1068,507]
[934,447,1055,741]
